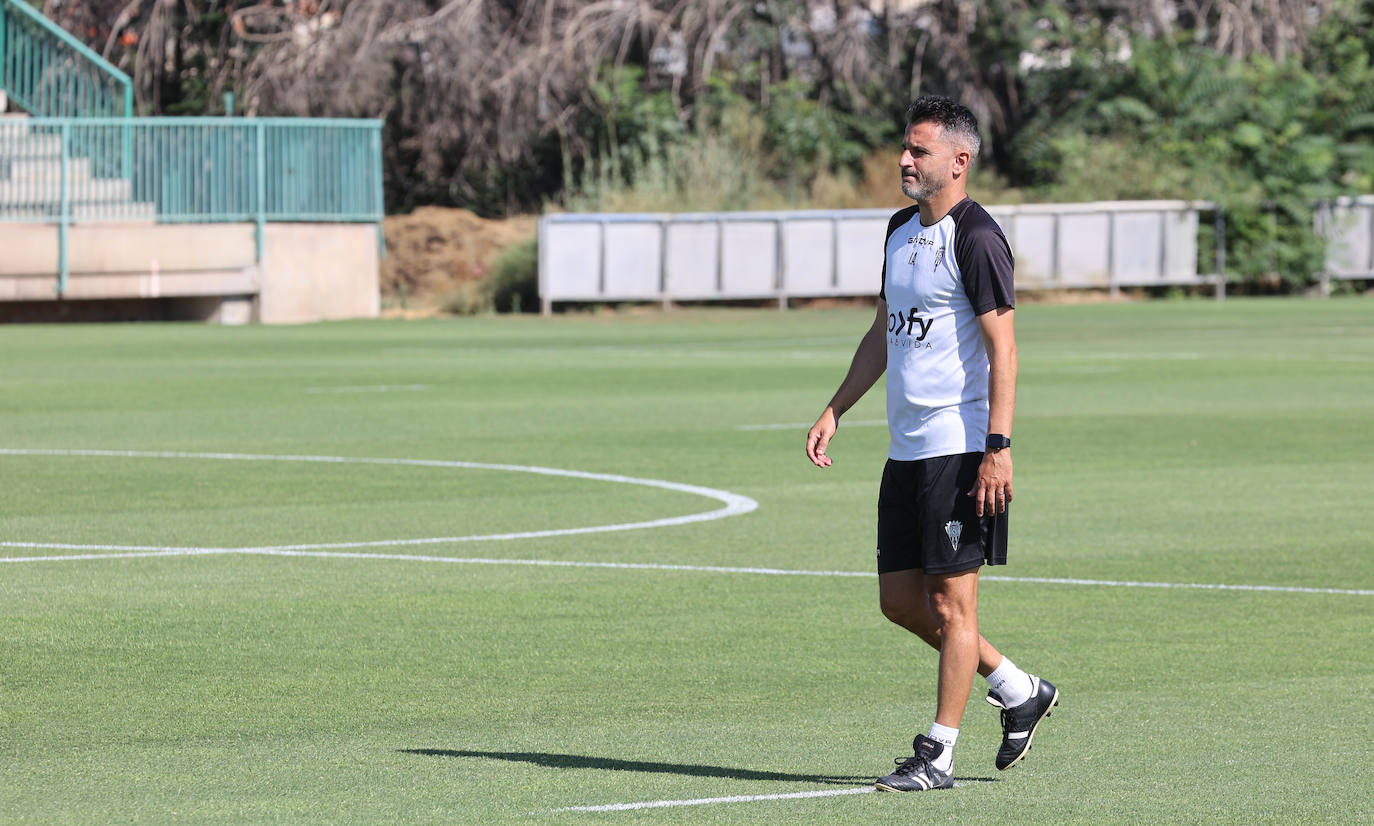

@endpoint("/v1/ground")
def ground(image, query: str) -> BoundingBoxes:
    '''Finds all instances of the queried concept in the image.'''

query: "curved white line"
[0,449,758,552]
[3,451,1368,598]
[2,548,1370,596]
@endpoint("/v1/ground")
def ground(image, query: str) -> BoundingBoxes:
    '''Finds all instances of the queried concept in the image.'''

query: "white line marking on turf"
[0,547,234,563]
[304,384,429,394]
[0,449,758,551]
[552,786,874,812]
[737,419,886,431]
[980,575,1374,596]
[3,547,1370,596]
[2,449,1369,596]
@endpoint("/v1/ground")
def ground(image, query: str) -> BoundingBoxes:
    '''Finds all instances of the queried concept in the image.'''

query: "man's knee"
[880,597,918,628]
[927,597,969,632]
[926,575,979,631]
[879,585,931,629]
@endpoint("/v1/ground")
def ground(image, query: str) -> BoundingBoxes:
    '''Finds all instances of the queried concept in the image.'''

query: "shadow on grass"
[399,749,874,786]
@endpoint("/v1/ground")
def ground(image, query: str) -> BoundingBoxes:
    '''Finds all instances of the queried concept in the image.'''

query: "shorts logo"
[944,520,963,550]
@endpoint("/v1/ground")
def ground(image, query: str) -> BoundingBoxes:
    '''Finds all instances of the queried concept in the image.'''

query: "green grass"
[2,297,1372,824]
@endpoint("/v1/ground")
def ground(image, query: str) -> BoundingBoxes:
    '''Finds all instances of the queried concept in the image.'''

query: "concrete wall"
[0,221,379,323]
[258,224,381,324]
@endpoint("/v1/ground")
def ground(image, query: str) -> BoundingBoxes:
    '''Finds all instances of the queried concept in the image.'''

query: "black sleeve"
[954,211,1015,314]
[879,206,919,302]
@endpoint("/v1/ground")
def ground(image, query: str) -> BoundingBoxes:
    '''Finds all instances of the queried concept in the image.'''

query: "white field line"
[304,384,429,394]
[551,786,875,812]
[0,449,758,547]
[981,574,1374,596]
[2,547,1371,596]
[0,546,234,563]
[3,448,1370,596]
[241,551,883,576]
[737,419,886,431]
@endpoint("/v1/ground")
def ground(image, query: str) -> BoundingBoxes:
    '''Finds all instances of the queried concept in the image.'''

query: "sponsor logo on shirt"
[888,305,933,349]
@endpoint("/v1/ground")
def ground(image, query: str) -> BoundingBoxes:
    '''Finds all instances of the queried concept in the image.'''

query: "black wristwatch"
[985,434,1012,451]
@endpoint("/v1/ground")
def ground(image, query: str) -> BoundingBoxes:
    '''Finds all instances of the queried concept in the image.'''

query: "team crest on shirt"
[932,246,946,271]
[944,520,963,550]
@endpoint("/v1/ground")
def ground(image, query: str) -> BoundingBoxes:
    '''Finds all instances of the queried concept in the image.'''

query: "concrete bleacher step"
[0,203,157,221]
[0,132,63,159]
[4,158,94,183]
[0,177,134,205]
[0,116,154,219]
[0,115,63,158]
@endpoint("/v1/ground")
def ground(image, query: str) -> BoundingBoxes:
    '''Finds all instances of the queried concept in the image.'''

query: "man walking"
[805,96,1058,792]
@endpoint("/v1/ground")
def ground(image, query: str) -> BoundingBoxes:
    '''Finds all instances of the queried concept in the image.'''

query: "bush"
[488,237,538,314]
[438,280,493,316]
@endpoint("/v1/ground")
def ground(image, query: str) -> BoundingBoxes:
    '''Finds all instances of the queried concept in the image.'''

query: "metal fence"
[0,0,133,118]
[537,200,1217,313]
[0,117,384,293]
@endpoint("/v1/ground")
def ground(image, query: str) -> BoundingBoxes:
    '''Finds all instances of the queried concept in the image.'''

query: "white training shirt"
[878,197,1015,461]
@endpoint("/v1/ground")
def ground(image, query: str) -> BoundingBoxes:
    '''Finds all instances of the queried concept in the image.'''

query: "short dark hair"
[905,95,982,159]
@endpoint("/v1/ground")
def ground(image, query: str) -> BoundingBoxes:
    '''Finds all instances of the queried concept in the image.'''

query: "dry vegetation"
[379,208,535,310]
[62,1,1333,212]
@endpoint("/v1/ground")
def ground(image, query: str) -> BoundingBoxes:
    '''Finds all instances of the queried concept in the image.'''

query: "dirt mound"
[380,207,536,304]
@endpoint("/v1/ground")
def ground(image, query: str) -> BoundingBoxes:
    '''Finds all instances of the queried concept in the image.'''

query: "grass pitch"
[2,297,1372,824]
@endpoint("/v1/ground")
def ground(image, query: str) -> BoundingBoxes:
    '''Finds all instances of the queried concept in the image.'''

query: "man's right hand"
[805,408,838,468]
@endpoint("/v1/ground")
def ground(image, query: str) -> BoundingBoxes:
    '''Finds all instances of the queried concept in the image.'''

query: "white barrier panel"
[782,219,834,294]
[603,222,661,299]
[836,217,888,293]
[721,220,776,297]
[664,222,717,298]
[538,200,1268,312]
[1320,196,1374,278]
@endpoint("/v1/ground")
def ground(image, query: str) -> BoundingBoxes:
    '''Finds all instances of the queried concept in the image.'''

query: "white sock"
[927,722,957,773]
[986,656,1034,708]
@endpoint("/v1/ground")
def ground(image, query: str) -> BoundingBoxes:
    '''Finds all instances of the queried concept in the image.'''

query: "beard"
[901,171,943,201]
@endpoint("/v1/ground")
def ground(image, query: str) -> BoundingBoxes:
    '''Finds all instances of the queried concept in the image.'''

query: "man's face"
[899,120,959,202]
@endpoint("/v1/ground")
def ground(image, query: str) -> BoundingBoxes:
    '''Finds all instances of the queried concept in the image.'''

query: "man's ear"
[951,148,972,179]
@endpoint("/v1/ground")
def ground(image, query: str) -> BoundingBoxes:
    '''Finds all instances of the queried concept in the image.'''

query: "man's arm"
[805,299,888,468]
[969,306,1017,515]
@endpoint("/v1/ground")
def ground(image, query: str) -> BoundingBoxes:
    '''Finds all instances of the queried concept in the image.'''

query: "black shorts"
[876,452,1009,575]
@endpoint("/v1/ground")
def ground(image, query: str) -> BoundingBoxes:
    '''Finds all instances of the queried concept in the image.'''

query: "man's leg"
[878,568,1003,678]
[923,568,982,729]
[873,566,982,792]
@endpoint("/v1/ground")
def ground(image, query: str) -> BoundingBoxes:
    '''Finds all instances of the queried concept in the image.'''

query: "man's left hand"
[969,449,1012,517]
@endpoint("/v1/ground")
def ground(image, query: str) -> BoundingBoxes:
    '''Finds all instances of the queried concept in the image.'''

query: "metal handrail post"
[372,124,385,260]
[0,3,9,102]
[121,84,132,178]
[255,119,266,263]
[58,120,70,295]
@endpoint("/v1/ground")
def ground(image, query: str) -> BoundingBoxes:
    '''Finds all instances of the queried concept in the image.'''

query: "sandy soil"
[380,207,535,306]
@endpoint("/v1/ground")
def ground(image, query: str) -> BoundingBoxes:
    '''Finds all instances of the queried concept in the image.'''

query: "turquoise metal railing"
[0,0,134,118]
[0,117,385,294]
